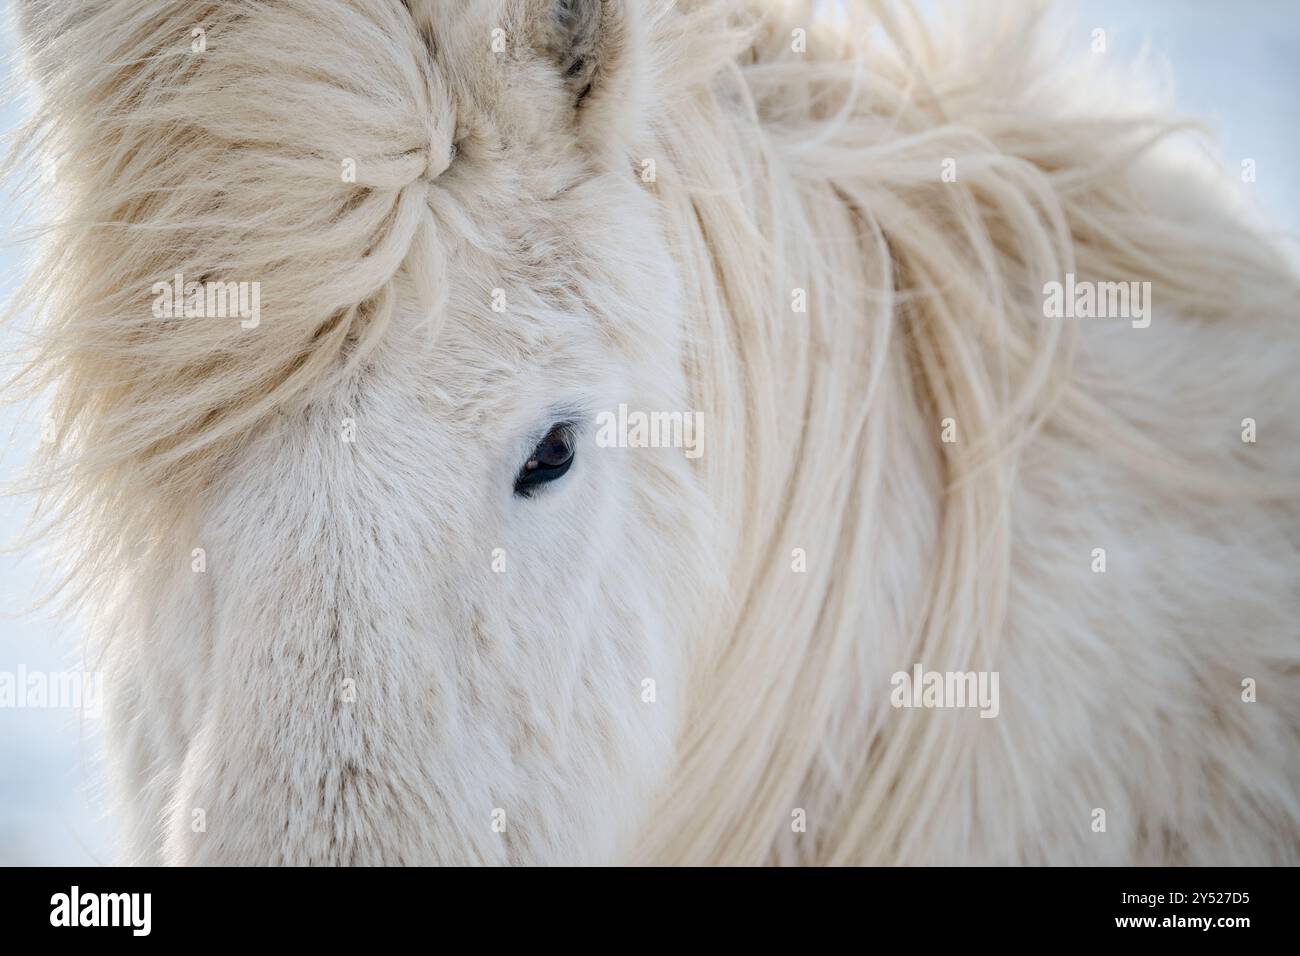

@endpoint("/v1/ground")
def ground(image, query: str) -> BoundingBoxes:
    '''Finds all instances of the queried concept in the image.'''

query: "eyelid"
[517,410,589,467]
[513,420,580,498]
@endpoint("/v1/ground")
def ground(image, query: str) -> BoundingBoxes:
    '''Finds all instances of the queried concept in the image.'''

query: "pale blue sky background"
[0,3,116,866]
[1,0,1297,865]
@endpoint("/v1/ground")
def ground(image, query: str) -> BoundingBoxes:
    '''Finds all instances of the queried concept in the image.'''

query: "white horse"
[7,0,1299,864]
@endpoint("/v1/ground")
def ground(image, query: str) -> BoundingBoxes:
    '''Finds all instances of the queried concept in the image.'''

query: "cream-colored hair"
[637,0,1300,865]
[6,0,1300,864]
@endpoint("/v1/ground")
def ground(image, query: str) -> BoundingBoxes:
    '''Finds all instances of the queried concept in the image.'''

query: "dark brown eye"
[514,423,576,497]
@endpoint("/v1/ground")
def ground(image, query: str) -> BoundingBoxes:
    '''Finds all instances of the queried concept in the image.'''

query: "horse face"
[185,0,710,864]
[14,0,714,865]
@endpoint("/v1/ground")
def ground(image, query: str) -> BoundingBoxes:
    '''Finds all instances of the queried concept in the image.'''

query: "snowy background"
[2,0,1298,865]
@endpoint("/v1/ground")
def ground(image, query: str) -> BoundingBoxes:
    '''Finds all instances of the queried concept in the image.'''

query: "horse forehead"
[412,315,606,418]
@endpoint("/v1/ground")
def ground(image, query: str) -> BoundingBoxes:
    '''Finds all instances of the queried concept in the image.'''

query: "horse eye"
[514,423,576,497]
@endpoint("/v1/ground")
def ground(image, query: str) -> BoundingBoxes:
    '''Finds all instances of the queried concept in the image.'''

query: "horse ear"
[543,0,610,104]
[538,0,647,147]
